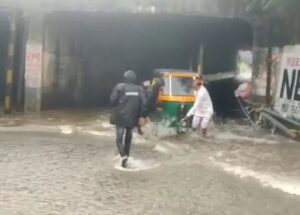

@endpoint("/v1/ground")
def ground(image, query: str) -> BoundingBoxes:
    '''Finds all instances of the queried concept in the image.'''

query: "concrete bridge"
[0,0,251,113]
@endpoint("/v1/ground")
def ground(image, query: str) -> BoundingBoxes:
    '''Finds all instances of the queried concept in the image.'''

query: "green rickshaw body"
[161,101,194,127]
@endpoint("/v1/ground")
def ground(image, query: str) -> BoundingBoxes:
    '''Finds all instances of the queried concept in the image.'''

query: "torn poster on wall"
[252,48,280,101]
[25,42,43,88]
[275,46,300,119]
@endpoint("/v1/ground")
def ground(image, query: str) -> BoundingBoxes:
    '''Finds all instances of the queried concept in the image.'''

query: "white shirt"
[187,86,214,117]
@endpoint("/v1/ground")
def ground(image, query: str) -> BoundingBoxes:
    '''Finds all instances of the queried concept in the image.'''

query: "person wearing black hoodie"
[110,70,147,168]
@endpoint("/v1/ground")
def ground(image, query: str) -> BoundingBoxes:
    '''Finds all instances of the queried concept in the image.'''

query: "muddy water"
[38,111,300,197]
[165,121,300,196]
[1,110,300,214]
[1,130,300,214]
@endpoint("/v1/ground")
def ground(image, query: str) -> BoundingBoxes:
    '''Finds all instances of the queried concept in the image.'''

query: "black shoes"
[121,157,128,168]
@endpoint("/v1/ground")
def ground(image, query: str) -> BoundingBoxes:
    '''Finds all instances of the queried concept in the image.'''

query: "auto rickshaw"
[156,69,199,133]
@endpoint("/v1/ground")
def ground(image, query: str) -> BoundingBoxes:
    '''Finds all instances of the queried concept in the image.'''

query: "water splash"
[59,125,74,134]
[114,157,160,172]
[211,158,300,196]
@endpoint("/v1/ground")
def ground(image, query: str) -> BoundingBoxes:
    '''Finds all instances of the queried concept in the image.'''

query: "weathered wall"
[252,47,282,104]
[1,0,250,111]
[0,0,242,17]
[0,13,10,105]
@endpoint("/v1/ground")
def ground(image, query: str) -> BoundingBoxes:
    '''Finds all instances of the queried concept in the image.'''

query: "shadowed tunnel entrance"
[43,12,252,116]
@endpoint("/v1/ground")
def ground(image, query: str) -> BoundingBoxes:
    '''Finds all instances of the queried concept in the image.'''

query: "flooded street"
[0,111,300,214]
[1,0,300,213]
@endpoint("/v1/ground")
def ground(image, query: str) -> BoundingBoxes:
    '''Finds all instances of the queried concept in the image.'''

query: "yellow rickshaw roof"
[159,95,195,103]
[163,72,199,78]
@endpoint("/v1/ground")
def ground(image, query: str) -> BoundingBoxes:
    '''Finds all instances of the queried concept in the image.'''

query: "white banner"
[275,47,300,119]
[25,42,43,88]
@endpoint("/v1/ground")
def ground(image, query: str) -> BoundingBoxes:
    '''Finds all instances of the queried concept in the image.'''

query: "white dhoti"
[192,112,213,129]
[187,86,214,131]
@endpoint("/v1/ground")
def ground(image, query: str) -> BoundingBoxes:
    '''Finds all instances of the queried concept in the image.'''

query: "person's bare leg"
[201,114,212,138]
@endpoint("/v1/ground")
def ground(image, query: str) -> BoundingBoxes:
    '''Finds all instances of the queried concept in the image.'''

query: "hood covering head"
[123,70,137,83]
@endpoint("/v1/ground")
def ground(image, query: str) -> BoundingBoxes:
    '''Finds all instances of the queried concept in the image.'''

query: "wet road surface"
[1,122,300,215]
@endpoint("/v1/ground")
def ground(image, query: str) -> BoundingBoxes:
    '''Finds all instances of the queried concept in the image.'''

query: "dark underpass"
[43,12,252,116]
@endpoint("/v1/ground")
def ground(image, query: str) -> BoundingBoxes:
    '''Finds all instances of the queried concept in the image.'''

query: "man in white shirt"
[182,77,214,137]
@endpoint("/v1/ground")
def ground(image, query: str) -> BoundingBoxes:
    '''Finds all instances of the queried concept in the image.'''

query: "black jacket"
[110,83,146,128]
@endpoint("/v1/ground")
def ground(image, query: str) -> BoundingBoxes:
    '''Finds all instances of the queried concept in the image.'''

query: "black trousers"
[116,127,133,158]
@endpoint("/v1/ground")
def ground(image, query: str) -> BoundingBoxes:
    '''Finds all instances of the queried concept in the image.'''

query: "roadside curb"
[0,124,60,133]
[0,124,116,137]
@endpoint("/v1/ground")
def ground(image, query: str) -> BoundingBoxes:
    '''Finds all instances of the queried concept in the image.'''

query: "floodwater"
[0,110,300,214]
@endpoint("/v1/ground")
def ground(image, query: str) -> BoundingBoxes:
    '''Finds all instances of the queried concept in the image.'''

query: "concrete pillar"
[24,12,44,112]
[4,10,17,113]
